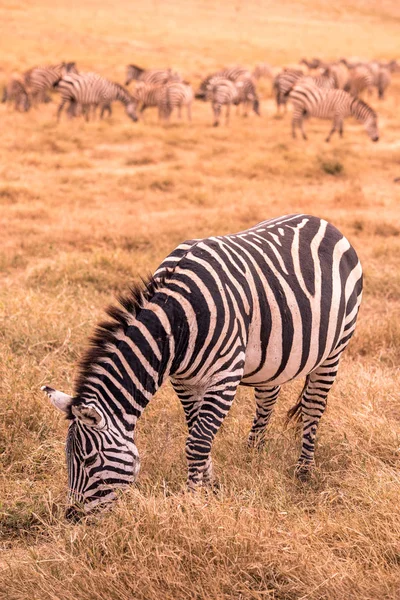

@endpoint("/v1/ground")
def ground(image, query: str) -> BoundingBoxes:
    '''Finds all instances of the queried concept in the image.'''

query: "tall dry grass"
[1,1,400,598]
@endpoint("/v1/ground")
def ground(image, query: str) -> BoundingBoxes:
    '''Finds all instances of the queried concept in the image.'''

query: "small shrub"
[320,159,344,176]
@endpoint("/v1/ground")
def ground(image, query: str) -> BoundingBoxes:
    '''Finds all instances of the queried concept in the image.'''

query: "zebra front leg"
[326,116,341,142]
[248,386,281,449]
[185,373,243,491]
[187,102,192,122]
[294,352,343,480]
[212,102,221,127]
[56,99,67,122]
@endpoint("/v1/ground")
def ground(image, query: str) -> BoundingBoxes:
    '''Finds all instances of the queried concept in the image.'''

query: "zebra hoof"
[204,479,220,495]
[295,462,314,482]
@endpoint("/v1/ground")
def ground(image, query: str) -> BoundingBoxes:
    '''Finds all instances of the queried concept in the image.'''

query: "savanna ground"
[1,1,400,598]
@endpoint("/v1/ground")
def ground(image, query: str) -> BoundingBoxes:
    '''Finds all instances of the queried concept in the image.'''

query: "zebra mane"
[72,275,165,407]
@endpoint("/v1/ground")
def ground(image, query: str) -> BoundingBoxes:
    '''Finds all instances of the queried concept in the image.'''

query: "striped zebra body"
[43,214,363,516]
[274,69,337,114]
[2,76,31,112]
[197,66,252,99]
[24,62,77,103]
[377,67,391,99]
[205,78,239,126]
[289,84,379,141]
[132,82,169,120]
[273,69,304,113]
[125,64,182,86]
[55,73,138,122]
[164,82,194,121]
[346,65,375,97]
[235,76,260,116]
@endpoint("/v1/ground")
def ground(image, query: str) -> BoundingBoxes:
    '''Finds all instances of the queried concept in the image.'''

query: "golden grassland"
[1,1,400,598]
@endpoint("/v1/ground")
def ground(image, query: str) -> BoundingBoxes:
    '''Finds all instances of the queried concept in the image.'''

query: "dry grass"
[1,1,400,599]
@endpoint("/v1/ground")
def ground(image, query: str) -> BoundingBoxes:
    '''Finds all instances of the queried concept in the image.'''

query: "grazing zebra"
[235,76,260,116]
[125,64,182,86]
[42,214,363,517]
[2,76,31,111]
[54,73,138,122]
[131,81,193,122]
[289,84,379,142]
[204,78,239,126]
[24,62,77,103]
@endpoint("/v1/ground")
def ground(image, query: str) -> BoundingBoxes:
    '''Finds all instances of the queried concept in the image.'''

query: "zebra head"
[125,101,139,122]
[42,386,140,519]
[365,114,379,142]
[125,64,144,86]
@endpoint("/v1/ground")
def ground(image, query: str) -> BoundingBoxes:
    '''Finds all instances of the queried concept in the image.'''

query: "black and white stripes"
[289,84,379,141]
[55,72,138,122]
[43,214,363,514]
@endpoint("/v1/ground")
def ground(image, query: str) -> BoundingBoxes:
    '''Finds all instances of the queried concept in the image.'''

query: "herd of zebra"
[2,56,398,139]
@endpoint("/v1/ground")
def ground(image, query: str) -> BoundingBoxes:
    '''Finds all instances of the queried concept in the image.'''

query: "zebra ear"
[71,404,107,430]
[41,386,73,413]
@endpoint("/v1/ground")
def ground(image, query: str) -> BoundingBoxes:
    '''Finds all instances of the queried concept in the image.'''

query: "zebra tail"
[286,375,310,424]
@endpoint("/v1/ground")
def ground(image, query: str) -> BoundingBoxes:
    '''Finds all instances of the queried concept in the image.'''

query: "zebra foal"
[289,84,379,142]
[42,214,362,517]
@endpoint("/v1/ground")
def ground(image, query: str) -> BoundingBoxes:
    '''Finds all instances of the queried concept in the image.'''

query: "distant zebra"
[54,73,138,122]
[376,67,391,99]
[164,82,194,121]
[2,76,31,112]
[125,64,182,86]
[197,66,252,98]
[24,62,77,104]
[273,69,304,113]
[235,76,260,116]
[131,82,168,120]
[204,78,239,126]
[43,214,363,517]
[289,84,379,142]
[345,65,374,98]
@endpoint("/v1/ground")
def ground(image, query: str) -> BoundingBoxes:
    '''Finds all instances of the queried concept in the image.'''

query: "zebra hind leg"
[289,352,343,480]
[248,386,281,449]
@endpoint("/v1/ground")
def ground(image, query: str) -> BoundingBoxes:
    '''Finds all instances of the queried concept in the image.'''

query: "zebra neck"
[78,304,176,430]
